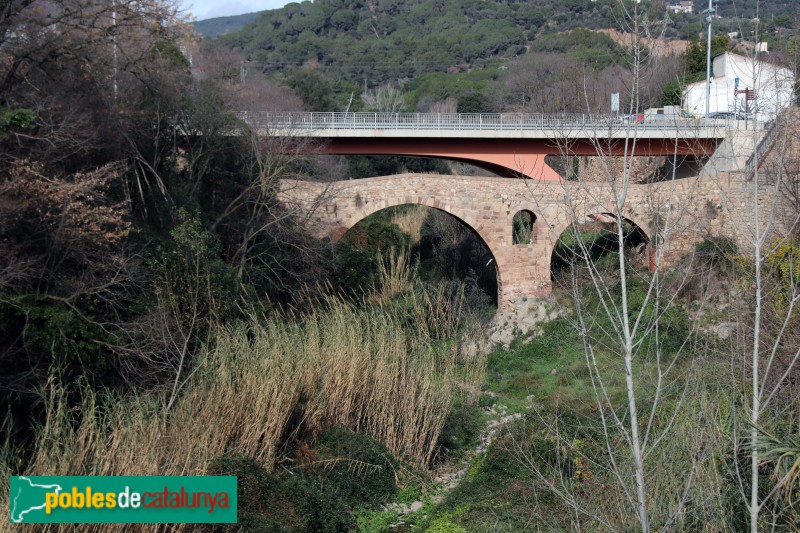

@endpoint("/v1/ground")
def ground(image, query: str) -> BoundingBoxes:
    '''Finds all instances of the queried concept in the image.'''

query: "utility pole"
[112,0,118,105]
[703,0,716,116]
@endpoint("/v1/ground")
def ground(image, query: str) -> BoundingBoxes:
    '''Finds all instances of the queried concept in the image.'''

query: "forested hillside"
[193,11,259,38]
[215,0,636,84]
[192,0,799,116]
[200,0,798,83]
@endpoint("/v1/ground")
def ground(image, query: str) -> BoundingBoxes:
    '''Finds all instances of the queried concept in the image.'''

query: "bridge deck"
[239,112,738,140]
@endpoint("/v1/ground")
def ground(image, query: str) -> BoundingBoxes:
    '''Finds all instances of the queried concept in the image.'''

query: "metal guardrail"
[744,113,781,176]
[234,111,732,132]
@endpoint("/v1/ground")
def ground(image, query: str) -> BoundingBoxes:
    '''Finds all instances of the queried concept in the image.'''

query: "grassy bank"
[414,236,800,531]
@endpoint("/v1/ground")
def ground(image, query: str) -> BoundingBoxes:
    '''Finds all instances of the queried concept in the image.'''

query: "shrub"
[355,508,398,533]
[694,236,738,268]
[0,108,35,137]
[3,297,111,373]
[314,427,398,508]
[394,483,424,505]
[210,428,398,533]
[436,402,483,460]
[226,468,352,532]
[151,208,239,322]
[425,518,467,533]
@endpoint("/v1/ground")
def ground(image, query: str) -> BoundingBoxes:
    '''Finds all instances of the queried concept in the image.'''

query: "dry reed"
[1,294,486,532]
[390,205,428,245]
[371,247,415,302]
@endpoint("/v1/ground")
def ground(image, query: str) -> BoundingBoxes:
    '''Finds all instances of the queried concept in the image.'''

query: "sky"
[184,0,290,21]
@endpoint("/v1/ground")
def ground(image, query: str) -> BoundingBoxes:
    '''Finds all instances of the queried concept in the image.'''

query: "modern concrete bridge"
[242,112,729,180]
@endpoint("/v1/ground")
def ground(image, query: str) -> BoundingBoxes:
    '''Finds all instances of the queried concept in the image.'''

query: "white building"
[683,52,795,120]
[668,1,693,14]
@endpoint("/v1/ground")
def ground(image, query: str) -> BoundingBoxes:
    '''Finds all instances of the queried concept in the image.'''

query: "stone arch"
[335,198,504,304]
[548,211,652,251]
[548,212,652,279]
[511,209,539,245]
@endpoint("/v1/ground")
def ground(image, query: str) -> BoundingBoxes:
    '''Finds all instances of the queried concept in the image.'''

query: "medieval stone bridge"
[281,172,770,310]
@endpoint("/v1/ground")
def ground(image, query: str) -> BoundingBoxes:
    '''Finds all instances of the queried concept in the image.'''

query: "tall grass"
[1,291,486,531]
[288,303,459,467]
[390,205,428,246]
[370,247,486,403]
[372,247,415,302]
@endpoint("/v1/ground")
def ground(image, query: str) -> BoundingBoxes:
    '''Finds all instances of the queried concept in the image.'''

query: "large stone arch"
[332,196,504,303]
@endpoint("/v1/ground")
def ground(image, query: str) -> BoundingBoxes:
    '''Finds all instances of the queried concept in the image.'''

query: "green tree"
[286,68,336,111]
[457,92,492,113]
[684,34,731,75]
[661,35,730,106]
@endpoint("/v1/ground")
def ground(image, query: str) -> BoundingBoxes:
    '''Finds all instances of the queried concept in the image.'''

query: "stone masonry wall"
[281,173,785,311]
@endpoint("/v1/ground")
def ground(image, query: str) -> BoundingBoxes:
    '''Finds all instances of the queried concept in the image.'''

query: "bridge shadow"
[544,154,708,182]
[550,214,649,280]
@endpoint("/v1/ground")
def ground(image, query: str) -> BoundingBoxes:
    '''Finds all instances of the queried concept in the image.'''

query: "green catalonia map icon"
[9,477,63,523]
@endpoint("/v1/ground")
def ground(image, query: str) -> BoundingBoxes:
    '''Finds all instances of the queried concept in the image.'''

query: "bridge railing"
[235,111,731,131]
[744,112,783,178]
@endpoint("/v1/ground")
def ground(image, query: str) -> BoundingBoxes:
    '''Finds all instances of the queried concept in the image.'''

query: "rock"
[409,501,424,512]
[458,330,493,360]
[490,296,564,348]
[490,329,514,347]
[550,368,558,375]
[708,322,734,340]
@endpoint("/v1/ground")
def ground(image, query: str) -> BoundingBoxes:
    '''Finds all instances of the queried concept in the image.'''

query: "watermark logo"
[9,476,236,524]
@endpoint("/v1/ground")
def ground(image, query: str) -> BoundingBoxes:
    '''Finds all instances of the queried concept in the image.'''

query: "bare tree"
[511,4,800,529]
[0,0,189,170]
[495,48,678,115]
[416,96,457,114]
[508,3,744,531]
[731,89,800,533]
[362,81,407,113]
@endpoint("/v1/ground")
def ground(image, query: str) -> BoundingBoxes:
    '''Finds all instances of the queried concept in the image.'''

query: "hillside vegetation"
[200,0,798,84]
[193,0,798,118]
[215,0,642,84]
[194,12,259,38]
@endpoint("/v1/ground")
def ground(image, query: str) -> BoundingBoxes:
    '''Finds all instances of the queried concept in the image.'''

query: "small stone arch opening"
[512,210,538,245]
[550,213,650,281]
